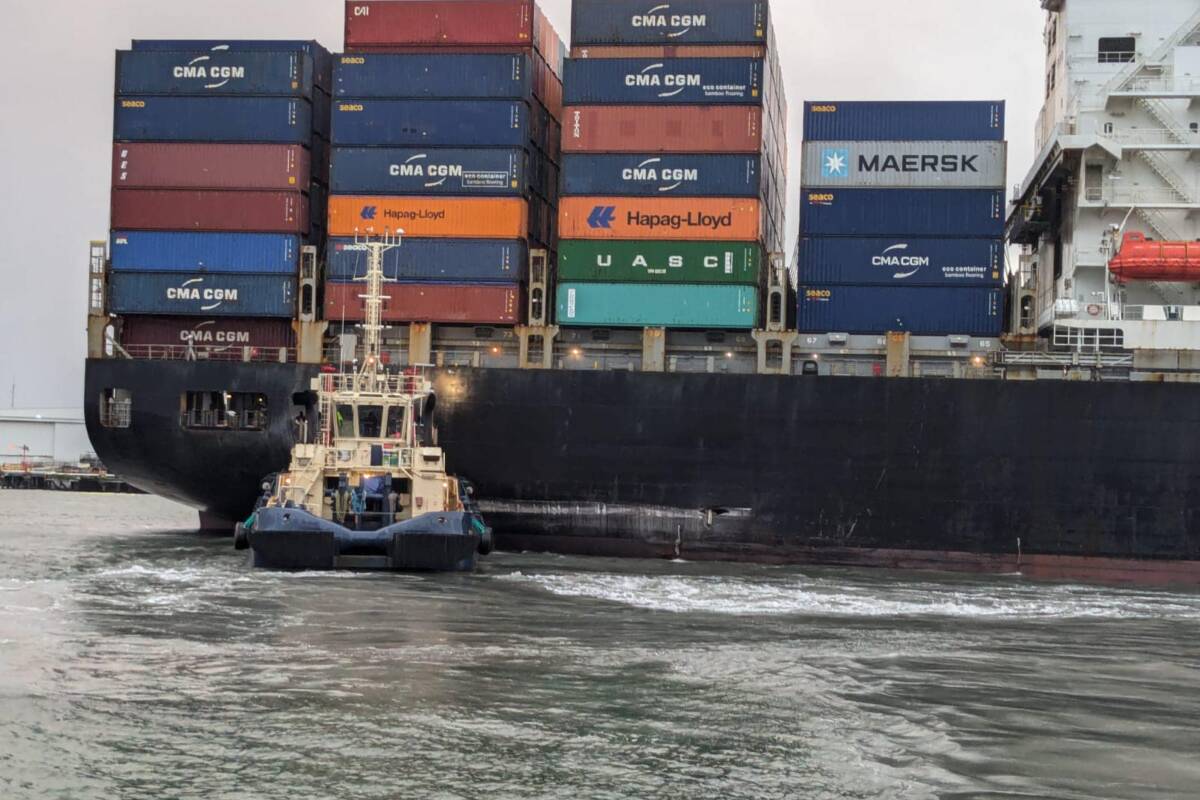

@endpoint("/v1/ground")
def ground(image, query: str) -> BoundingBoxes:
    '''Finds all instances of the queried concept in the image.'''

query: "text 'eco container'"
[327,238,527,282]
[110,232,301,274]
[345,1,537,48]
[327,196,528,238]
[331,100,528,147]
[331,148,527,196]
[801,141,1007,189]
[557,241,762,284]
[563,58,764,106]
[116,51,315,97]
[564,106,764,153]
[571,0,769,46]
[114,97,314,144]
[557,283,758,329]
[120,316,296,350]
[559,197,762,241]
[797,237,1004,287]
[797,285,1003,336]
[112,190,309,234]
[112,143,310,191]
[109,273,297,318]
[561,154,761,197]
[800,188,1005,237]
[334,53,531,98]
[804,101,1005,142]
[324,282,523,324]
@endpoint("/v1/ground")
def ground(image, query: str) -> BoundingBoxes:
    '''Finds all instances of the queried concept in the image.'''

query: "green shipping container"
[556,283,759,329]
[557,240,763,285]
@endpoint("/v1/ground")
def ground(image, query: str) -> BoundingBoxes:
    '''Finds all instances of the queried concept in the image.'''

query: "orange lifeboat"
[1109,231,1200,282]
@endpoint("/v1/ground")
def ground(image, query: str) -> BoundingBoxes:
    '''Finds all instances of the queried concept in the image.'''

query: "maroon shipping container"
[121,316,295,351]
[325,282,524,324]
[563,106,765,154]
[112,143,311,192]
[346,1,536,48]
[111,189,310,234]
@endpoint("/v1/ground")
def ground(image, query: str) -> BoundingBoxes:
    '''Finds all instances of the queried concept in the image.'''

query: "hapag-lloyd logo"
[627,208,733,231]
[631,5,709,38]
[381,207,448,222]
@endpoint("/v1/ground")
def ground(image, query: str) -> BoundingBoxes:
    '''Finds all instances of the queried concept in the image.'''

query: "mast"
[352,229,403,386]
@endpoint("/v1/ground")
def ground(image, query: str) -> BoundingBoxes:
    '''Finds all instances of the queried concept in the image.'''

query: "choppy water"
[1,492,1199,799]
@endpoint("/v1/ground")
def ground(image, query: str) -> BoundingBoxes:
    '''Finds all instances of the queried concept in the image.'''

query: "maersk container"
[109,232,301,275]
[800,141,1007,189]
[334,53,532,99]
[109,272,297,318]
[571,0,768,46]
[556,283,758,329]
[561,154,762,197]
[114,97,314,144]
[803,101,1005,142]
[331,148,528,196]
[331,100,529,148]
[130,40,333,91]
[116,51,315,97]
[797,285,1003,336]
[797,237,1004,287]
[564,58,765,106]
[558,241,762,284]
[327,238,527,282]
[800,188,1005,237]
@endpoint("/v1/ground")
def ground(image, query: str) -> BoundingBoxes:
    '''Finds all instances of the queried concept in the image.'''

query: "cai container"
[571,0,768,46]
[325,281,523,324]
[797,285,1004,337]
[558,197,762,242]
[563,106,765,153]
[120,316,296,350]
[114,97,315,144]
[109,272,297,317]
[799,188,1006,237]
[115,50,316,97]
[334,53,532,98]
[803,101,1006,142]
[111,143,310,191]
[796,237,1005,287]
[556,283,758,329]
[331,147,528,196]
[563,58,765,106]
[327,238,527,282]
[562,154,762,197]
[327,196,528,238]
[111,189,310,234]
[800,141,1008,189]
[130,40,332,91]
[557,240,762,284]
[344,0,547,49]
[110,231,301,274]
[331,99,529,148]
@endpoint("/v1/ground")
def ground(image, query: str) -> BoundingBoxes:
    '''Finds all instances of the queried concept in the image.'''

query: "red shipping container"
[111,189,310,234]
[563,106,765,154]
[570,45,767,59]
[325,282,524,324]
[121,316,295,350]
[112,143,311,192]
[346,1,535,48]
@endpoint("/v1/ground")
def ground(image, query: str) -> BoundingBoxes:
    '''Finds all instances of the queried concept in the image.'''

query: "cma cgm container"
[800,141,1007,189]
[559,197,762,241]
[115,51,316,97]
[120,316,296,350]
[804,101,1005,142]
[557,283,758,329]
[571,0,768,46]
[110,232,301,274]
[129,40,333,91]
[331,148,527,196]
[327,238,527,282]
[558,241,762,284]
[112,143,311,191]
[114,97,315,144]
[112,190,309,234]
[797,285,1004,336]
[800,188,1005,237]
[797,237,1004,287]
[564,106,766,153]
[563,58,764,105]
[325,282,523,324]
[561,154,761,197]
[109,273,297,317]
[327,196,528,238]
[334,53,533,99]
[331,100,528,148]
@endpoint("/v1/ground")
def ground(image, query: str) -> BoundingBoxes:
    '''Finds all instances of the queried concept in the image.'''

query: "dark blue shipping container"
[797,237,1004,287]
[571,0,769,46]
[803,101,1005,142]
[327,238,527,283]
[331,148,528,196]
[562,154,761,197]
[114,97,314,144]
[130,40,332,91]
[335,53,531,99]
[800,188,1005,237]
[110,232,300,275]
[116,51,315,97]
[331,100,529,148]
[564,58,765,106]
[798,285,1004,336]
[109,272,297,317]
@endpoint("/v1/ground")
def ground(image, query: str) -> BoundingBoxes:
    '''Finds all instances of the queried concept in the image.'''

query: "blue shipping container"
[114,97,314,144]
[331,100,529,148]
[109,272,297,317]
[797,237,1004,287]
[327,238,527,283]
[331,148,528,196]
[571,0,769,46]
[110,232,300,275]
[798,285,1003,336]
[800,188,1005,237]
[803,101,1005,142]
[131,40,332,90]
[564,58,765,106]
[116,51,314,97]
[335,53,531,99]
[562,154,762,197]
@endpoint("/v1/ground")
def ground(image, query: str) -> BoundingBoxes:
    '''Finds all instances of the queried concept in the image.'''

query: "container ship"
[86,0,1200,586]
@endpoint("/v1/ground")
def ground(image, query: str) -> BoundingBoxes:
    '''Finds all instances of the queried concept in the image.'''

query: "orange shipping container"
[327,196,529,238]
[559,197,762,242]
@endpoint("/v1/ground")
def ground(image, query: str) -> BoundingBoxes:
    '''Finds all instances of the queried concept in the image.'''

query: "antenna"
[351,228,404,383]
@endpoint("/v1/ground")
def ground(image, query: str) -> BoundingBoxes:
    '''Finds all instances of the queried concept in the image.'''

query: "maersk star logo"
[822,148,850,179]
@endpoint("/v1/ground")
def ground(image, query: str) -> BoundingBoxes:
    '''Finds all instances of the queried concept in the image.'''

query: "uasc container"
[803,101,1005,142]
[561,154,762,197]
[559,197,762,242]
[334,53,532,99]
[557,240,762,284]
[571,0,768,46]
[797,285,1003,337]
[114,97,315,145]
[110,231,301,274]
[564,106,765,153]
[797,237,1004,287]
[800,141,1007,189]
[556,283,758,329]
[116,51,316,97]
[112,143,311,191]
[120,316,296,350]
[112,189,310,234]
[331,147,528,196]
[109,272,297,318]
[799,188,1005,237]
[331,100,529,148]
[563,58,765,106]
[325,281,523,324]
[327,238,528,282]
[327,196,528,238]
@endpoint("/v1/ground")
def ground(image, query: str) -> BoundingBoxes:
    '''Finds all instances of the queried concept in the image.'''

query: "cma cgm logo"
[167,279,238,311]
[391,154,465,188]
[173,56,246,90]
[622,158,699,192]
[822,148,850,178]
[631,5,709,38]
[626,63,702,99]
[874,244,931,279]
[588,206,617,229]
[361,206,378,221]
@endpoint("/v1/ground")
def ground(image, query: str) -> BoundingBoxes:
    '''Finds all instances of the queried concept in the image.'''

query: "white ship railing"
[120,344,296,363]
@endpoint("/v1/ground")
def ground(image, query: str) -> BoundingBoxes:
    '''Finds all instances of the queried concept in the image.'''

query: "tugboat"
[237,232,493,571]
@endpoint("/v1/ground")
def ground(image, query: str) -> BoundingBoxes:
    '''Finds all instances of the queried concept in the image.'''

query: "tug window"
[359,405,384,439]
[336,405,355,439]
[1099,37,1135,63]
[386,407,406,439]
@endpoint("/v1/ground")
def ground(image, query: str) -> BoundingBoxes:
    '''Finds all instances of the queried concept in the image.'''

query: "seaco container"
[800,141,1007,189]
[129,40,333,91]
[115,51,315,97]
[110,232,301,274]
[331,148,528,196]
[564,106,765,153]
[120,316,297,351]
[334,53,532,99]
[571,0,768,46]
[109,272,297,318]
[804,101,1006,142]
[800,188,1006,237]
[557,283,758,329]
[563,58,765,106]
[562,154,761,197]
[559,197,762,242]
[332,100,528,148]
[796,237,1004,287]
[112,143,310,191]
[114,97,314,144]
[325,282,523,324]
[797,285,1004,336]
[557,240,762,284]
[327,238,527,282]
[111,190,309,234]
[327,196,528,238]
[345,0,540,49]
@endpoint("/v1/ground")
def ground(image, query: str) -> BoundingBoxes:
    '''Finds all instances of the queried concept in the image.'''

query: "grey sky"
[0,0,1046,408]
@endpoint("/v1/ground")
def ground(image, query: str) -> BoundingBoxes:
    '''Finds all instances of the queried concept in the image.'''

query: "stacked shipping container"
[325,0,566,326]
[555,0,786,330]
[796,101,1007,337]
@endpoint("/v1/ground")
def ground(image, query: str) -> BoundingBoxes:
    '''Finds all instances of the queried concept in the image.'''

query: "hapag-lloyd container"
[800,141,1007,189]
[109,272,297,318]
[331,100,528,147]
[112,143,311,191]
[130,40,333,91]
[797,285,1003,336]
[331,147,528,196]
[324,281,523,324]
[800,188,1006,237]
[110,232,301,274]
[559,197,762,242]
[804,101,1006,142]
[334,53,531,98]
[116,51,316,97]
[114,97,314,144]
[327,238,527,282]
[571,0,768,46]
[120,316,296,350]
[557,283,758,329]
[112,190,309,234]
[557,241,762,284]
[327,196,528,238]
[797,237,1004,287]
[562,154,762,197]
[564,106,766,153]
[563,58,765,106]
